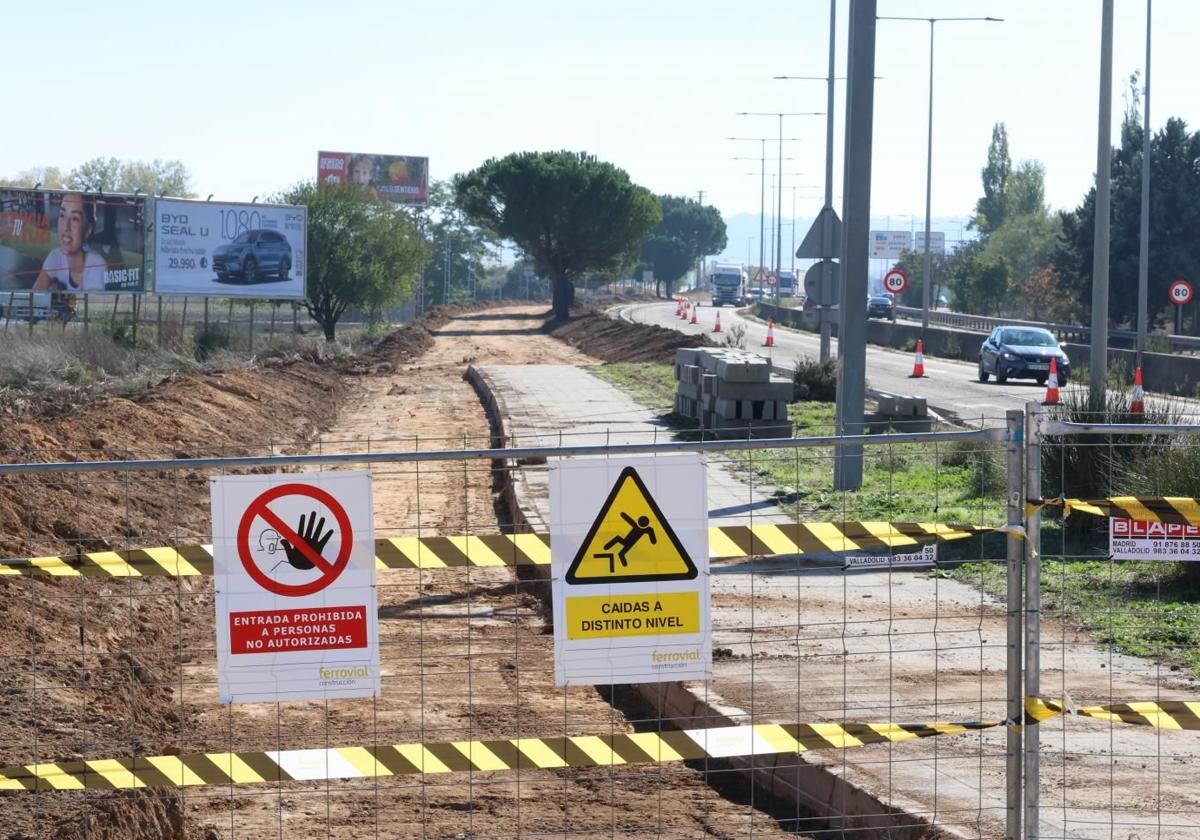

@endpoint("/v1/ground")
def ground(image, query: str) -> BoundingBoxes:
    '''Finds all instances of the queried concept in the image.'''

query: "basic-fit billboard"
[154,199,307,299]
[317,151,429,204]
[0,188,146,293]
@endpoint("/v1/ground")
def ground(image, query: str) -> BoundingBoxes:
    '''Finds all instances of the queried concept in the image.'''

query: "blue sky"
[3,1,1194,232]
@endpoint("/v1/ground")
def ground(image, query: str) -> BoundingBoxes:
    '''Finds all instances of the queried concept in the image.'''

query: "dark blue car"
[978,326,1070,385]
[213,229,292,284]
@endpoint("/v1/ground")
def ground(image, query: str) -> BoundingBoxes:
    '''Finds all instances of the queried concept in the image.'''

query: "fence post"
[1023,400,1043,838]
[1005,408,1025,840]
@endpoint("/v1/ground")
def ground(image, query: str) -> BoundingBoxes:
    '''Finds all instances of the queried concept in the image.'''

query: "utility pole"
[833,0,876,491]
[696,189,706,292]
[1089,0,1115,402]
[1136,0,1152,366]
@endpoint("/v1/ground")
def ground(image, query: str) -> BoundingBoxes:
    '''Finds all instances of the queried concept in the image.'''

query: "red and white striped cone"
[909,339,926,378]
[689,303,698,325]
[1130,366,1145,414]
[762,320,775,347]
[675,298,682,317]
[1042,358,1060,406]
[679,299,689,320]
[713,310,722,333]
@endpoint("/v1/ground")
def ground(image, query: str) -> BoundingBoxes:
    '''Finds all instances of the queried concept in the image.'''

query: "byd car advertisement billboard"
[0,188,147,293]
[317,151,429,204]
[154,199,307,299]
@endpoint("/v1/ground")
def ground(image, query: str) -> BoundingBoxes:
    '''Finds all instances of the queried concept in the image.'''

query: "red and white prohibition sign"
[883,268,909,295]
[236,483,353,597]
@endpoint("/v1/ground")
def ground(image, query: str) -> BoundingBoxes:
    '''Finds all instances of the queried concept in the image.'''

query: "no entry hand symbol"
[237,483,353,597]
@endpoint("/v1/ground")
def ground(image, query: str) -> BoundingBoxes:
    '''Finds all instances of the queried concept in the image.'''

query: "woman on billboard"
[32,192,106,291]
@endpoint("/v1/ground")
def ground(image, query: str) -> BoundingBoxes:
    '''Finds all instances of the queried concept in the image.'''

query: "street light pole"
[878,15,1002,335]
[731,139,799,291]
[738,112,823,293]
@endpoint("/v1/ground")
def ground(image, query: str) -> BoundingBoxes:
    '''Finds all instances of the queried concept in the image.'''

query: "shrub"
[193,324,232,361]
[721,323,747,349]
[792,356,837,401]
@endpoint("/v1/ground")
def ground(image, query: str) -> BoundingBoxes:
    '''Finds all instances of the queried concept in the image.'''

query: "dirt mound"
[546,309,714,363]
[0,357,350,839]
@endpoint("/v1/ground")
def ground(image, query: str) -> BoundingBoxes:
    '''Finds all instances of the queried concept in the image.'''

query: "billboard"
[154,199,307,299]
[0,188,146,293]
[869,230,912,260]
[318,151,429,204]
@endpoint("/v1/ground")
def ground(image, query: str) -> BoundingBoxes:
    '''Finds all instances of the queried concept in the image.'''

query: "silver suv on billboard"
[212,229,292,284]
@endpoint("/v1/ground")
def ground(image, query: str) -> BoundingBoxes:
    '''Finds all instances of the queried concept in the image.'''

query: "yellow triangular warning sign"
[566,466,697,585]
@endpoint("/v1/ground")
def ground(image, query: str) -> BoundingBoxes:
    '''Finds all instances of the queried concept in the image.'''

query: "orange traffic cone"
[909,339,926,378]
[1130,366,1145,414]
[762,319,775,347]
[1042,358,1060,406]
[689,303,698,325]
[679,299,689,320]
[675,298,682,317]
[713,310,722,333]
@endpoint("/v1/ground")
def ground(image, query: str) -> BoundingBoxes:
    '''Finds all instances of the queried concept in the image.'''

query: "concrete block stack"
[866,393,933,433]
[673,348,792,438]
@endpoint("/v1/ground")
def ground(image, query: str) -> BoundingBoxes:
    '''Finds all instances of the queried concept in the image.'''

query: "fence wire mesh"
[0,418,1019,839]
[1031,406,1200,840]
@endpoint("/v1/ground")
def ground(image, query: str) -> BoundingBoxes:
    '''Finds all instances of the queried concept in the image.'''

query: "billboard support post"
[27,293,34,337]
[269,304,277,344]
[5,292,13,332]
[156,298,163,345]
[180,298,188,339]
[83,295,89,333]
[227,300,234,332]
[204,298,209,329]
[249,302,256,353]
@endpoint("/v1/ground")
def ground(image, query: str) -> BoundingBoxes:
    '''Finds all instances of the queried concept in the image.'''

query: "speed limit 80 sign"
[1169,278,1193,306]
[883,268,908,295]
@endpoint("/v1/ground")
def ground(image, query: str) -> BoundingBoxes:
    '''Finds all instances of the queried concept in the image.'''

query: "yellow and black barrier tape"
[0,521,995,578]
[1034,496,1200,526]
[1025,696,1200,730]
[0,716,1002,791]
[8,696,1191,791]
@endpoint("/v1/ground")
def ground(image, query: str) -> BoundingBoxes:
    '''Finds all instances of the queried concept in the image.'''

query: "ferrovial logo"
[651,649,700,666]
[318,666,370,686]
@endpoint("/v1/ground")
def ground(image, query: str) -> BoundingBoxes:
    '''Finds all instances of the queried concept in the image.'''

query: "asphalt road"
[612,300,1067,424]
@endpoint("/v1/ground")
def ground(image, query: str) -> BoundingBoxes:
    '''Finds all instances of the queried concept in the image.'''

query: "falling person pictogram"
[593,512,657,574]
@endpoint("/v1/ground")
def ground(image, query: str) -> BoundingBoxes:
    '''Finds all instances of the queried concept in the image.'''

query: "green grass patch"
[590,362,677,411]
[953,556,1200,675]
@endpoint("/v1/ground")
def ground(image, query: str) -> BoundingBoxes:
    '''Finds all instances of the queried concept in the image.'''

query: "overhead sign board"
[212,472,379,704]
[154,199,307,298]
[869,230,912,260]
[318,151,429,204]
[914,231,946,256]
[551,457,710,686]
[0,188,146,294]
[1110,517,1200,561]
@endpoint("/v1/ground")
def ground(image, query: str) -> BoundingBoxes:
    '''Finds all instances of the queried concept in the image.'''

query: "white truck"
[708,262,747,307]
[777,269,797,298]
